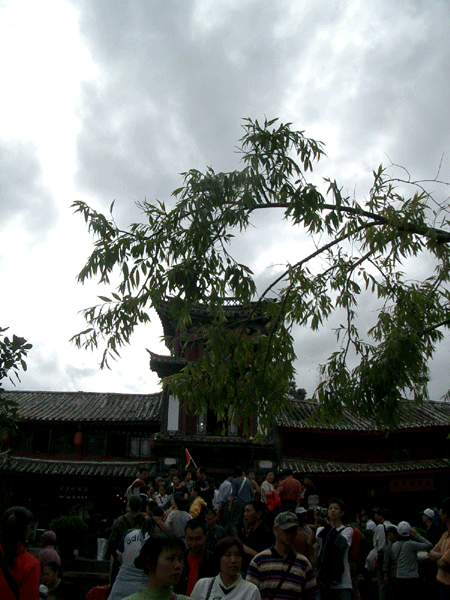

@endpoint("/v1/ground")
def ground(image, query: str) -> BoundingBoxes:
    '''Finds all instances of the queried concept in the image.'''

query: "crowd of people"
[1,464,450,600]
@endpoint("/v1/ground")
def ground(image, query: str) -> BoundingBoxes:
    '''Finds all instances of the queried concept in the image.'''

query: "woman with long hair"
[0,506,40,599]
[190,537,261,600]
[123,533,190,600]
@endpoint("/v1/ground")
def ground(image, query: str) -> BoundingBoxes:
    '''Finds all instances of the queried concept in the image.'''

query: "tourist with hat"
[246,511,318,599]
[422,508,442,546]
[384,520,432,600]
[421,509,441,599]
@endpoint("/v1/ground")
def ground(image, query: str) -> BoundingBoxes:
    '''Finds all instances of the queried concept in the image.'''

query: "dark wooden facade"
[278,399,450,523]
[1,299,450,526]
[1,390,450,526]
[0,391,162,522]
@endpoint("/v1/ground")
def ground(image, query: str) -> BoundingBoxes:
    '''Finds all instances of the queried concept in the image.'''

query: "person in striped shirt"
[246,511,318,599]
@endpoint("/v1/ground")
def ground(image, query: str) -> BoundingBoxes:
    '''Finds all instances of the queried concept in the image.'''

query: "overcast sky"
[1,0,449,402]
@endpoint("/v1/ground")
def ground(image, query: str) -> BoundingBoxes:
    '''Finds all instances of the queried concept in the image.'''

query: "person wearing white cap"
[365,519,376,532]
[422,508,442,546]
[295,507,312,534]
[421,509,440,600]
[383,521,432,600]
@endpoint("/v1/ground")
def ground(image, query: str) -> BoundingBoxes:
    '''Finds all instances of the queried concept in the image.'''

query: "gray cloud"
[0,140,58,240]
[71,0,450,218]
[1,344,65,392]
[71,0,316,223]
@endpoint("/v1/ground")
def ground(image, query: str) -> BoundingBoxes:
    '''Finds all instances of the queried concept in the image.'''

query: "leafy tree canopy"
[72,117,450,432]
[0,327,32,434]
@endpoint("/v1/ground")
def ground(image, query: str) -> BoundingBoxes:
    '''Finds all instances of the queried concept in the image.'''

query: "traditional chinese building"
[148,298,278,475]
[0,391,161,522]
[1,298,449,524]
[1,390,449,525]
[278,398,450,521]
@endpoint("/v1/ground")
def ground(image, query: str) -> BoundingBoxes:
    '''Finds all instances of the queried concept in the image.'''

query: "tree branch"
[418,318,450,337]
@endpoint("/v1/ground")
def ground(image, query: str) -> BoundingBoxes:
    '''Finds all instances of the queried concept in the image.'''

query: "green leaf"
[71,117,450,430]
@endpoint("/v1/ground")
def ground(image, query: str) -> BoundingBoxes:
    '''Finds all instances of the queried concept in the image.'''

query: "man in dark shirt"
[195,466,215,508]
[241,500,276,571]
[302,474,319,509]
[422,508,442,546]
[204,509,226,553]
[229,466,254,536]
[164,464,179,491]
[174,518,215,596]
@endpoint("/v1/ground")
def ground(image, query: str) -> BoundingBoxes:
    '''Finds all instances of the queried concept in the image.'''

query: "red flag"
[185,448,197,469]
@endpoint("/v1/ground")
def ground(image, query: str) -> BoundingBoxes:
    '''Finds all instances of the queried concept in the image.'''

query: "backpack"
[316,525,349,589]
[348,526,361,561]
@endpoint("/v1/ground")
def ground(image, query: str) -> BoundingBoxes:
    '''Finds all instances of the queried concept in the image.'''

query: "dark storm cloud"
[0,140,58,239]
[345,7,450,176]
[72,0,450,228]
[71,0,321,223]
[316,2,450,184]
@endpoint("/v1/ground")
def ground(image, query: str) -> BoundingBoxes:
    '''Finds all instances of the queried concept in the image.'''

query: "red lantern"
[74,432,83,446]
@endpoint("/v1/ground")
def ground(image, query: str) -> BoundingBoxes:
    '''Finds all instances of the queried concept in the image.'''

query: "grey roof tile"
[278,398,450,432]
[1,391,162,423]
[2,391,449,432]
[0,453,156,477]
[282,456,450,475]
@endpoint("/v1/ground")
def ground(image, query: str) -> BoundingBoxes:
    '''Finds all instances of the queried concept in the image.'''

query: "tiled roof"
[282,456,450,475]
[0,452,156,477]
[2,391,449,432]
[3,453,448,479]
[1,391,162,423]
[278,398,450,432]
[148,352,187,365]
